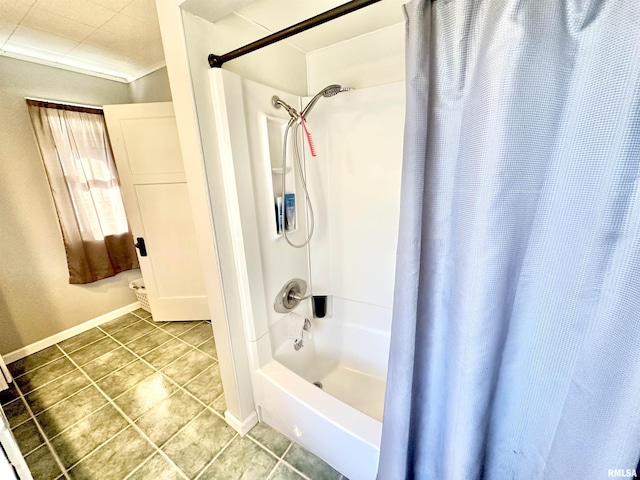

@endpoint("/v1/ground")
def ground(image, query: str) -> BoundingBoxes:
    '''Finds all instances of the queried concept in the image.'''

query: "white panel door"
[104,102,209,321]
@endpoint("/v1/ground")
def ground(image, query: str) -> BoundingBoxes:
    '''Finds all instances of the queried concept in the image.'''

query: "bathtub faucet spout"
[294,318,311,350]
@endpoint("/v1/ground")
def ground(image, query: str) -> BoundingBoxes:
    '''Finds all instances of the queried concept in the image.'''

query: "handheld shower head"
[301,84,351,118]
[321,84,344,97]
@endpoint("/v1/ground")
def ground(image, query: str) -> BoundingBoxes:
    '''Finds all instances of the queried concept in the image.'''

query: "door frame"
[154,0,257,435]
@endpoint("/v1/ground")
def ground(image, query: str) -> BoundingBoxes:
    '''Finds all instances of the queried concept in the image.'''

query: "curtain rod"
[25,97,104,114]
[208,0,382,68]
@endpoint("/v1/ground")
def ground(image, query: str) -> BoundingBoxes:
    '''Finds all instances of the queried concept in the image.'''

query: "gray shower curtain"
[378,1,640,478]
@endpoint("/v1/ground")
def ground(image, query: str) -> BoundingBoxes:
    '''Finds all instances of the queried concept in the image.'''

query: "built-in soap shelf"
[271,167,292,175]
[265,115,298,236]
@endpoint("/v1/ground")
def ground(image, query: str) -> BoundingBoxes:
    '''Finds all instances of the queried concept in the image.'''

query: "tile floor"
[1,309,345,480]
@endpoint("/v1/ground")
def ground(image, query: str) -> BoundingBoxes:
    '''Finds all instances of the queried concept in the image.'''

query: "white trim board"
[1,302,140,365]
[225,410,258,435]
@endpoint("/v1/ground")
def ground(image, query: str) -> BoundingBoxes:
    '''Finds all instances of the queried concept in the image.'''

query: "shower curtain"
[379,1,640,479]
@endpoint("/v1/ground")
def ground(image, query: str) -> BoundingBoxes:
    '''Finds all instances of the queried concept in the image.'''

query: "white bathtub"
[254,298,390,480]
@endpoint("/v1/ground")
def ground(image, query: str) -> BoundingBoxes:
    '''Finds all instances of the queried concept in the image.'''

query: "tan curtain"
[27,99,139,284]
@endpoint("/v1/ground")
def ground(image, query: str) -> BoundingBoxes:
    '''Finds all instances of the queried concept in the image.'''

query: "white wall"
[239,77,313,336]
[129,66,173,103]
[307,23,405,93]
[223,22,406,361]
[184,11,307,96]
[0,56,140,355]
[306,81,405,337]
[154,4,310,430]
[303,23,405,337]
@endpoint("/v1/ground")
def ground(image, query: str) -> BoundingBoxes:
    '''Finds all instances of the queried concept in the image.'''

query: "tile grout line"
[130,309,152,321]
[94,322,258,479]
[53,343,190,480]
[12,341,214,435]
[10,349,84,383]
[252,436,285,480]
[245,434,287,463]
[265,460,280,480]
[99,317,216,364]
[84,323,241,476]
[5,309,195,383]
[3,391,95,433]
[61,421,142,474]
[11,317,325,480]
[54,343,189,478]
[6,315,215,479]
[211,390,226,410]
[41,403,114,447]
[120,405,238,479]
[59,323,212,404]
[120,449,159,480]
[191,329,217,353]
[97,324,229,424]
[282,460,317,480]
[192,433,239,480]
[181,358,219,387]
[49,345,134,473]
[144,405,209,452]
[263,442,316,480]
[148,319,218,361]
[102,319,323,479]
[80,355,139,384]
[30,318,210,399]
[151,318,216,356]
[10,370,71,480]
[107,355,218,421]
[10,321,137,385]
[13,361,123,439]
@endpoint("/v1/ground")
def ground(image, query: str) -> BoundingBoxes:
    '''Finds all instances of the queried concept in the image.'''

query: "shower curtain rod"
[208,0,382,68]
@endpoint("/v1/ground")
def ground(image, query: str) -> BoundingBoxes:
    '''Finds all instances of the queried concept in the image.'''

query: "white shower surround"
[210,69,404,480]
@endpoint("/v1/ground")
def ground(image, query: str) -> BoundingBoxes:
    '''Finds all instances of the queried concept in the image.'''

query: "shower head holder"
[272,95,299,120]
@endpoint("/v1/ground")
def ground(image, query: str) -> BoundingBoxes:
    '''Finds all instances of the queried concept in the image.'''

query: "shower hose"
[281,116,315,248]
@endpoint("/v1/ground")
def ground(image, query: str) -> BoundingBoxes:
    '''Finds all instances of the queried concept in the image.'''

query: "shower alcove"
[156,1,407,478]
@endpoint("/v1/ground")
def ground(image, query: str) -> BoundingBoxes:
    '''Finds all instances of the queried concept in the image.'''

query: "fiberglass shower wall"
[202,17,406,371]
[209,70,405,369]
[304,81,405,369]
[302,24,406,355]
[215,34,406,366]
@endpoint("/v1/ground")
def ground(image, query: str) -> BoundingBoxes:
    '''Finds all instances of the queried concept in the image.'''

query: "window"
[27,99,139,284]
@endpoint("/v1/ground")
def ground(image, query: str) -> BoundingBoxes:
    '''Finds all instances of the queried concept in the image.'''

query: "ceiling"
[0,0,164,82]
[0,0,405,83]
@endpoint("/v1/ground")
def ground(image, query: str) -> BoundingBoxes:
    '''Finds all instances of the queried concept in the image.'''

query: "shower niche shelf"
[271,167,292,175]
[265,115,300,237]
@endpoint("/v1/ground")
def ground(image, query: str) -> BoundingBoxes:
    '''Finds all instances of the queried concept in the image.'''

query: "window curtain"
[378,1,640,479]
[27,100,139,284]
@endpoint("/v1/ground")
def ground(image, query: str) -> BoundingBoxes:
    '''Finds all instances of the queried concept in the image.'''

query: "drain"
[313,381,323,389]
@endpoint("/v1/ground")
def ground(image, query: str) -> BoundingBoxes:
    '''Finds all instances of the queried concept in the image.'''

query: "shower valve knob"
[274,278,308,313]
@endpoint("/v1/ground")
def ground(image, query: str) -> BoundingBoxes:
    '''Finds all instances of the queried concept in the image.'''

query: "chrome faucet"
[294,318,312,350]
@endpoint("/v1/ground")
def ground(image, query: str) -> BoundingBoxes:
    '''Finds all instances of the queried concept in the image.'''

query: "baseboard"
[2,302,140,364]
[225,409,258,435]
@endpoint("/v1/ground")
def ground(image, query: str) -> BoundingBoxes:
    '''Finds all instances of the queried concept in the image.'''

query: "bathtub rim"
[257,359,383,449]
